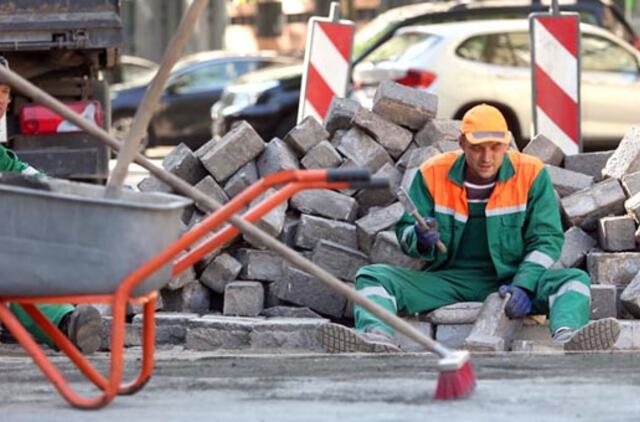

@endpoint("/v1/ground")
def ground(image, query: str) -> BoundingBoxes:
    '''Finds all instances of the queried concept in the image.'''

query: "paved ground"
[1,345,639,421]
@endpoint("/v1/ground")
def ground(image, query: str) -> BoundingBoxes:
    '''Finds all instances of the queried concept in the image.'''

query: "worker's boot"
[59,305,103,355]
[316,323,402,353]
[553,318,621,351]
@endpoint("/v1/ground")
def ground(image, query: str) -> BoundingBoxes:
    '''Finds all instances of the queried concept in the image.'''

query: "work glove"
[414,216,440,250]
[498,285,532,319]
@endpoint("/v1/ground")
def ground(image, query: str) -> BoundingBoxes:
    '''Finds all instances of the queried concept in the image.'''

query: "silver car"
[352,19,640,150]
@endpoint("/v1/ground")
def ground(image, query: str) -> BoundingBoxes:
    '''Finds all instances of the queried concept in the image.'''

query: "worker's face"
[0,84,10,118]
[459,135,508,181]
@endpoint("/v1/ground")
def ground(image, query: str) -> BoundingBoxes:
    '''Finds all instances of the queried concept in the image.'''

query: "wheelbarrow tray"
[0,178,191,297]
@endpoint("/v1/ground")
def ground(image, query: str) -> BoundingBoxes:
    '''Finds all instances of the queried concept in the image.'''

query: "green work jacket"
[396,151,564,293]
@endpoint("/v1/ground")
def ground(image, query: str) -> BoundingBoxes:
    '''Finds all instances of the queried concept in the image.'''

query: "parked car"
[353,0,640,64]
[352,19,640,150]
[213,1,639,145]
[102,55,158,86]
[210,63,302,142]
[110,51,295,150]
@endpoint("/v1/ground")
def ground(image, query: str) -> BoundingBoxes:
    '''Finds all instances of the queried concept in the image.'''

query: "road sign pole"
[298,1,355,124]
[529,6,581,155]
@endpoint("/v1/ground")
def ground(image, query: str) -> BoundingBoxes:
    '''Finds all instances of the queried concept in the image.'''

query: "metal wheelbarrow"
[0,168,381,409]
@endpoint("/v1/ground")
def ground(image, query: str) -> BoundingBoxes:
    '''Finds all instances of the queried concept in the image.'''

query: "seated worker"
[0,55,102,354]
[318,104,620,353]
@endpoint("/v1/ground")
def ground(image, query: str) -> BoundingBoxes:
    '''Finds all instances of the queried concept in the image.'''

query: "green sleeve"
[0,145,29,173]
[394,170,438,262]
[511,168,564,293]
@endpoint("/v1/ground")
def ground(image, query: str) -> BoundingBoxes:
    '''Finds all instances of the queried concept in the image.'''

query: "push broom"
[0,56,476,401]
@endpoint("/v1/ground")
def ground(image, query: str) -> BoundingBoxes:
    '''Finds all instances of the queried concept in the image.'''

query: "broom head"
[434,350,476,400]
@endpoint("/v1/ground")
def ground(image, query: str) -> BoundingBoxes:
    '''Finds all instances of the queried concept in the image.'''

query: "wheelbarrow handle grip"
[326,168,371,183]
[348,177,390,190]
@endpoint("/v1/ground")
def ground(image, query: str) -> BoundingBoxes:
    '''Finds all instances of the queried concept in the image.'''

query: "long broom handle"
[0,65,453,359]
[106,0,209,198]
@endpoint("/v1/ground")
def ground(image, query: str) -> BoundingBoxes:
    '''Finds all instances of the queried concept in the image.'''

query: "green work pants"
[354,264,591,336]
[8,303,74,347]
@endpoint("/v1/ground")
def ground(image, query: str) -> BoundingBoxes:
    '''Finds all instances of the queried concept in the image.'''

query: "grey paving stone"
[260,306,324,319]
[223,160,258,198]
[300,140,343,169]
[243,188,287,245]
[392,319,434,352]
[553,226,596,269]
[256,137,300,177]
[621,171,640,197]
[545,165,593,197]
[185,315,262,350]
[199,121,266,183]
[138,143,207,193]
[560,178,626,230]
[464,293,523,352]
[290,189,358,222]
[100,318,141,351]
[424,302,483,325]
[435,324,474,349]
[372,80,438,130]
[235,248,285,282]
[625,192,640,223]
[311,239,369,282]
[590,284,618,320]
[167,254,197,290]
[414,119,461,147]
[294,213,358,250]
[161,282,211,314]
[250,318,328,351]
[324,97,361,135]
[352,106,413,159]
[277,266,347,318]
[200,253,242,294]
[597,215,637,252]
[354,162,402,215]
[602,126,640,179]
[523,134,565,166]
[356,201,404,253]
[223,281,264,317]
[284,116,329,156]
[403,146,440,170]
[587,252,640,286]
[563,150,614,180]
[612,320,640,350]
[194,175,229,212]
[620,271,640,318]
[369,230,425,271]
[335,126,392,173]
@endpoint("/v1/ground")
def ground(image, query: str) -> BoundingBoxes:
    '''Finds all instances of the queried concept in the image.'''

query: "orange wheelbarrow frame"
[0,169,381,409]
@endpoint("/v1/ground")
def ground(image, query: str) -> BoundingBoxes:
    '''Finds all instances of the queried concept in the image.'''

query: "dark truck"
[0,0,123,183]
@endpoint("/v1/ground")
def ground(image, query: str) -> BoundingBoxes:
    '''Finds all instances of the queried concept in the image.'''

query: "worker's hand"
[414,217,440,250]
[498,285,532,319]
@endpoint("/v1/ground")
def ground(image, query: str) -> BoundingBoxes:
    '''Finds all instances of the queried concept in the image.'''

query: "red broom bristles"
[434,351,476,400]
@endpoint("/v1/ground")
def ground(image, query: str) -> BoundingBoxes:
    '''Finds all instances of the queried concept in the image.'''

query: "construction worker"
[0,55,102,354]
[318,103,620,353]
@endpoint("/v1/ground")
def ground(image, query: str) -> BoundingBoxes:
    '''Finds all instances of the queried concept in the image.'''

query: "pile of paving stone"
[118,80,640,353]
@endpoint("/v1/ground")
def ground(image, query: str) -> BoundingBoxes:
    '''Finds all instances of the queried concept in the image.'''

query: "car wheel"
[110,114,150,153]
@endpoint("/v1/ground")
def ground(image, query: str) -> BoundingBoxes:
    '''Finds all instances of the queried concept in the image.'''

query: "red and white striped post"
[298,2,355,124]
[530,0,581,154]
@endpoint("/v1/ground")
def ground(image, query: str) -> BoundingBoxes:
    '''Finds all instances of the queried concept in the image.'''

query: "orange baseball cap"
[461,104,510,145]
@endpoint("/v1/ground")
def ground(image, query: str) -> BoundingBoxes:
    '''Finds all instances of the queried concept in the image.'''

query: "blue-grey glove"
[414,216,440,249]
[498,285,532,319]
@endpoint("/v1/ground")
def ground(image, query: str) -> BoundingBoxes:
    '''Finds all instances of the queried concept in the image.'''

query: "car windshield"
[361,32,439,65]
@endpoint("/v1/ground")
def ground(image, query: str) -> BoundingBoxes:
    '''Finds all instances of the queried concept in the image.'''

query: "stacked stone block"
[129,82,640,352]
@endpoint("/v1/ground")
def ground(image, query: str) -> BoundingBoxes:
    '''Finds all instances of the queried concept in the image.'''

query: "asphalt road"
[1,346,639,421]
